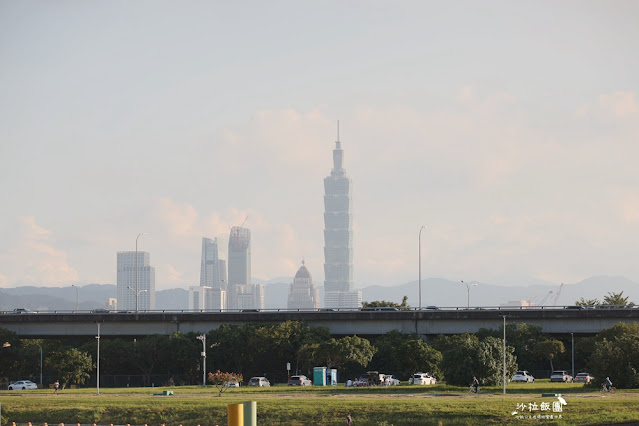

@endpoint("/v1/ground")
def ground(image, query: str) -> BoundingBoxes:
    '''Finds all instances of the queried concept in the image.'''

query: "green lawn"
[0,381,636,425]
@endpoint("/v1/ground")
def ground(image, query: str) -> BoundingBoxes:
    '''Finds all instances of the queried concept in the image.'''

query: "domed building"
[287,261,320,310]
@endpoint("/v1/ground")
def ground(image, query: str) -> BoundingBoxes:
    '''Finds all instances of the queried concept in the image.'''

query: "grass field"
[1,380,637,425]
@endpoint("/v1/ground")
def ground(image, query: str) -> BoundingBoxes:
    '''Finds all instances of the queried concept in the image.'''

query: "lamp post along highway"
[128,287,148,311]
[72,284,79,311]
[418,226,426,310]
[135,233,145,312]
[461,281,478,309]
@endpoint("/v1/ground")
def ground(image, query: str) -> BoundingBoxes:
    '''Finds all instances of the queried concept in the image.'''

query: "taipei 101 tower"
[323,122,362,308]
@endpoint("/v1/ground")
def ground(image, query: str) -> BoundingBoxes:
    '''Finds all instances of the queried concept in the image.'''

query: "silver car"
[248,376,270,387]
[8,380,38,390]
[550,370,573,382]
[288,375,312,386]
[511,370,535,383]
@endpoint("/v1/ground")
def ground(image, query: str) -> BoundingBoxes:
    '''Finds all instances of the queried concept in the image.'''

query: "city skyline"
[1,3,638,291]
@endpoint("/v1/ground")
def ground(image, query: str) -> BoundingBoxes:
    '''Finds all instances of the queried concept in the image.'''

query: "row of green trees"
[2,319,639,388]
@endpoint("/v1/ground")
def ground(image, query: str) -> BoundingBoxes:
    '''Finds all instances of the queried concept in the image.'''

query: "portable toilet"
[313,366,327,386]
[326,369,337,386]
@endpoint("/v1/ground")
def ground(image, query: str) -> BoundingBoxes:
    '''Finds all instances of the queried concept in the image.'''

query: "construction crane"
[551,283,564,306]
[537,291,554,306]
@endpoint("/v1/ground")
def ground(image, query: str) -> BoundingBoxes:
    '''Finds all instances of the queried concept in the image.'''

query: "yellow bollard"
[227,403,244,426]
[243,401,257,426]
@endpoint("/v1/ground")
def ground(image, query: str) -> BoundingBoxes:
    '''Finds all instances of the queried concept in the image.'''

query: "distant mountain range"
[1,276,637,311]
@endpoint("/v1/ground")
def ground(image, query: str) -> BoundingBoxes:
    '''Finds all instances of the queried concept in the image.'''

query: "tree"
[477,323,547,371]
[304,335,377,370]
[207,370,243,396]
[362,300,400,308]
[575,291,634,308]
[435,333,478,386]
[436,333,517,386]
[132,335,171,386]
[476,337,518,386]
[368,331,414,373]
[575,297,600,307]
[208,322,329,382]
[533,339,565,372]
[396,339,442,378]
[46,348,93,388]
[588,322,639,388]
[602,291,634,308]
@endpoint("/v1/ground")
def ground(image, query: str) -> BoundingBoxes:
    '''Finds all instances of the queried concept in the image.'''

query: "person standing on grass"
[346,412,352,425]
[54,380,59,394]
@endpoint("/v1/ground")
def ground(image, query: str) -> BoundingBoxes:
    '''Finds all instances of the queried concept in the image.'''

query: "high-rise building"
[200,237,227,291]
[189,286,226,311]
[323,126,361,308]
[228,226,251,309]
[235,283,265,310]
[287,261,320,310]
[116,251,155,311]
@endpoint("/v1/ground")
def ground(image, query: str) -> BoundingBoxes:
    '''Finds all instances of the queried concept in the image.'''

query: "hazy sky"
[1,1,638,291]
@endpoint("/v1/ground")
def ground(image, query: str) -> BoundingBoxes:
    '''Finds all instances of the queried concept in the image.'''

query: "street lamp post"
[196,334,206,387]
[461,281,478,309]
[71,284,79,311]
[571,332,575,379]
[128,287,148,311]
[418,226,426,310]
[96,322,101,395]
[501,314,508,394]
[35,343,43,387]
[135,233,146,312]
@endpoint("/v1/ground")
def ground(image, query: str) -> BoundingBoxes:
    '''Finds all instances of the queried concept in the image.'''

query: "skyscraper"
[228,226,251,309]
[288,261,320,310]
[116,251,155,311]
[323,125,361,308]
[200,237,227,291]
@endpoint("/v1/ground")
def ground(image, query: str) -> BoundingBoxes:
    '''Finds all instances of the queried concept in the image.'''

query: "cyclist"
[470,376,480,393]
[604,377,612,392]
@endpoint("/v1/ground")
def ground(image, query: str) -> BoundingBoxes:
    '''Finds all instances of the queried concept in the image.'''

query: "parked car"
[248,377,270,387]
[384,375,401,386]
[550,370,573,382]
[511,370,535,383]
[224,379,241,387]
[8,380,38,390]
[574,372,594,383]
[408,372,437,385]
[288,375,312,386]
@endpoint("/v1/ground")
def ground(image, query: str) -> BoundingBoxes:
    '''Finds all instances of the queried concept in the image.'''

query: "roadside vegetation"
[1,382,638,425]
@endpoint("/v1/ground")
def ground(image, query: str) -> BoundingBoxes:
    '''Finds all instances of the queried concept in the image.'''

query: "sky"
[1,1,639,291]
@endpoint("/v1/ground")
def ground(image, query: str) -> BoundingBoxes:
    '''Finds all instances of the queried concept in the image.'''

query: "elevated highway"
[1,307,638,338]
